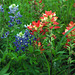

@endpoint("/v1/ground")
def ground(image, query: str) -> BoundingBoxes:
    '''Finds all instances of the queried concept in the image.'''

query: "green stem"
[49,29,53,75]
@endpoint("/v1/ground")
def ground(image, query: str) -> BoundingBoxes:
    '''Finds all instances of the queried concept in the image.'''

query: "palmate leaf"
[56,26,75,51]
[0,61,11,75]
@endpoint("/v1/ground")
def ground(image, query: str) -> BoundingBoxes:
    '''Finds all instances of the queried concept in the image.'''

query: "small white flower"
[24,25,27,28]
[24,23,31,28]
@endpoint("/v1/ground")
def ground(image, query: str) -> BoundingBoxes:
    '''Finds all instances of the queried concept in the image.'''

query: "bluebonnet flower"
[8,4,19,14]
[8,4,22,27]
[13,30,36,52]
[15,11,22,18]
[1,31,9,38]
[8,23,14,27]
[0,5,4,12]
[5,31,9,37]
[16,20,22,24]
[1,34,5,38]
[8,16,15,22]
[21,47,25,51]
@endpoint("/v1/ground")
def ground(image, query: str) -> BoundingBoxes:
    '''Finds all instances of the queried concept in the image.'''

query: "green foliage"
[0,0,75,75]
[0,61,10,75]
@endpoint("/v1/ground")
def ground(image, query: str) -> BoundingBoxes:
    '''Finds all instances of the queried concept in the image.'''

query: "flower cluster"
[8,4,19,14]
[0,5,4,12]
[62,21,75,48]
[40,10,60,29]
[28,10,60,35]
[27,20,43,35]
[8,4,22,27]
[13,29,36,52]
[27,10,60,53]
[1,31,9,38]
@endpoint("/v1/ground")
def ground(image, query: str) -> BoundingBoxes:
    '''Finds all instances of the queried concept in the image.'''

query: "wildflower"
[27,20,44,33]
[53,22,59,25]
[16,20,22,24]
[9,16,15,22]
[13,30,36,52]
[9,4,19,14]
[5,31,9,37]
[1,31,9,38]
[45,10,52,16]
[39,0,42,3]
[1,34,5,38]
[62,21,75,48]
[49,26,53,29]
[15,11,22,18]
[8,23,14,27]
[0,5,4,12]
[8,4,22,27]
[54,26,60,29]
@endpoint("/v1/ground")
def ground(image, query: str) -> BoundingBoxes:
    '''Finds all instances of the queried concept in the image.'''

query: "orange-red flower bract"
[54,26,60,29]
[39,0,42,3]
[62,21,75,48]
[45,10,52,16]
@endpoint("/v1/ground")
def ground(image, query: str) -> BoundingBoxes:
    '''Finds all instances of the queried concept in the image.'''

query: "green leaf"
[4,73,10,75]
[43,53,50,75]
[23,62,37,74]
[57,51,66,54]
[11,53,17,60]
[18,54,26,60]
[0,61,11,75]
[28,45,33,53]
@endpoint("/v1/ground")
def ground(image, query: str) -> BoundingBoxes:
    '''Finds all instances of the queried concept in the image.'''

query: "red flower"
[45,29,49,32]
[65,43,70,46]
[39,0,42,3]
[38,42,41,46]
[54,26,60,29]
[62,32,66,35]
[43,37,46,39]
[45,10,52,16]
[40,17,44,19]
[40,49,44,51]
[42,32,45,35]
[37,38,40,41]
[70,21,73,25]
[30,32,34,35]
[49,26,53,29]
[43,14,48,17]
[50,17,58,22]
[73,40,75,43]
[32,20,40,27]
[67,39,71,42]
[53,22,59,25]
[27,25,33,30]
